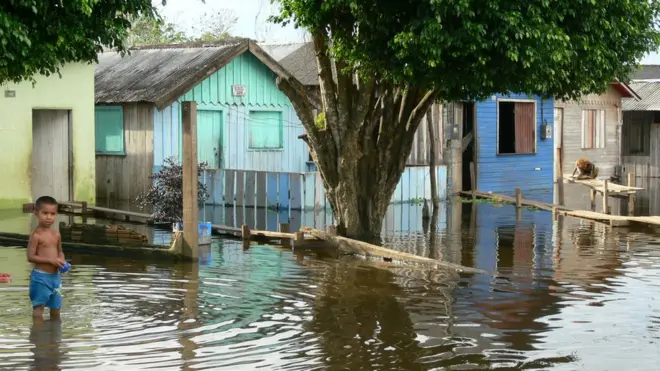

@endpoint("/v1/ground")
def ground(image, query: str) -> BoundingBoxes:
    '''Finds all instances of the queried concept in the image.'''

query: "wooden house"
[554,82,640,186]
[94,39,310,205]
[0,63,96,209]
[448,95,555,203]
[261,42,448,206]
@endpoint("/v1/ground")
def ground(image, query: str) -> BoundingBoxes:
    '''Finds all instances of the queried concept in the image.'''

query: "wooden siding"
[153,51,310,173]
[555,86,622,178]
[154,103,308,173]
[622,114,660,179]
[96,103,154,202]
[476,94,554,202]
[407,102,444,165]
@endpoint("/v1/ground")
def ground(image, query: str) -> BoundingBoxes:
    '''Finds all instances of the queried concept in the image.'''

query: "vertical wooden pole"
[515,187,522,208]
[279,223,291,248]
[602,179,609,215]
[241,224,251,249]
[590,189,596,211]
[556,148,565,206]
[182,101,199,259]
[427,106,440,208]
[470,162,476,199]
[628,172,636,215]
[81,201,88,224]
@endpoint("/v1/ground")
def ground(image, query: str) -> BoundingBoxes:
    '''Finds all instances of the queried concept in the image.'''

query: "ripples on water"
[1,203,660,370]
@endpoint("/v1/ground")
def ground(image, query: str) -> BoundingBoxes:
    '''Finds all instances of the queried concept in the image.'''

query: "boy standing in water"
[27,196,66,319]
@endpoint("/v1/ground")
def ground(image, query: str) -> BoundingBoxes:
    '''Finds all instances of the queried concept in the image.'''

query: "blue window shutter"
[95,105,125,154]
[248,111,283,149]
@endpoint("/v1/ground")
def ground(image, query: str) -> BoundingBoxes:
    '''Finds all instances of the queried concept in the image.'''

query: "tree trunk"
[426,106,440,209]
[275,30,437,242]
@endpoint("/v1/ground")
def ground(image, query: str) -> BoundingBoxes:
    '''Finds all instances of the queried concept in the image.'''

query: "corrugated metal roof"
[622,82,660,111]
[257,42,306,62]
[632,65,660,81]
[95,41,247,106]
[278,42,318,86]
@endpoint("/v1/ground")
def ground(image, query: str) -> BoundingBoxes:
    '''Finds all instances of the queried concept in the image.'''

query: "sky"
[159,0,660,64]
[158,0,308,43]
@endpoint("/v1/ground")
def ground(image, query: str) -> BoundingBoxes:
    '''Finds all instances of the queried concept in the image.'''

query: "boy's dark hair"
[35,196,58,210]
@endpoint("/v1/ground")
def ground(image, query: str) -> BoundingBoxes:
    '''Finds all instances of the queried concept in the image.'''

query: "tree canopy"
[0,0,156,84]
[127,10,238,46]
[274,0,660,100]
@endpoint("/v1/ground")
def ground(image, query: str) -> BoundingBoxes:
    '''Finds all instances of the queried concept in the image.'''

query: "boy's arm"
[27,233,56,265]
[57,233,65,260]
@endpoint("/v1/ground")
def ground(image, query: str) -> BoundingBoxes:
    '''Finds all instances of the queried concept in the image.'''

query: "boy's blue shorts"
[29,269,62,310]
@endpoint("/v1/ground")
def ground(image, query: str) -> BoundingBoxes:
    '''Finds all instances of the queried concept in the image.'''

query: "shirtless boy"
[27,196,66,319]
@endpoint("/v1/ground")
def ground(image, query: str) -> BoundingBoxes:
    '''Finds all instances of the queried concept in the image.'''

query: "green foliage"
[128,9,238,46]
[272,0,660,100]
[315,112,326,129]
[127,15,188,46]
[0,0,157,85]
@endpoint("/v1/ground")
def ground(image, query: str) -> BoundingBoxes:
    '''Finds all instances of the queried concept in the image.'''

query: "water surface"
[1,201,660,370]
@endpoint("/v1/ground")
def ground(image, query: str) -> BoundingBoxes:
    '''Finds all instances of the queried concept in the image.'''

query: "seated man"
[571,157,599,179]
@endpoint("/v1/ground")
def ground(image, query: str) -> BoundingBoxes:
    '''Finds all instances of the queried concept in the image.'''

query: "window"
[95,105,125,155]
[581,109,605,149]
[497,101,536,154]
[622,120,650,156]
[248,110,283,150]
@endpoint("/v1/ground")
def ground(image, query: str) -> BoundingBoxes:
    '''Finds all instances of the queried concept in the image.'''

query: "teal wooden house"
[94,40,311,207]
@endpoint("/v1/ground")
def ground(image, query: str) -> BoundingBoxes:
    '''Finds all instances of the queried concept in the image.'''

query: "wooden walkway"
[460,190,660,228]
[565,175,643,197]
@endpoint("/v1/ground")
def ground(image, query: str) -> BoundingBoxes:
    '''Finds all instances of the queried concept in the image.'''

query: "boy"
[27,196,66,319]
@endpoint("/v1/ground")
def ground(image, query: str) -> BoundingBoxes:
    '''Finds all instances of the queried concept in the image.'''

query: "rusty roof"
[95,39,299,110]
[622,82,660,111]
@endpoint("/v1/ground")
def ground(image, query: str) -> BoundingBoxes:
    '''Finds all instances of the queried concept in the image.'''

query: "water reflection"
[1,200,660,369]
[30,318,64,371]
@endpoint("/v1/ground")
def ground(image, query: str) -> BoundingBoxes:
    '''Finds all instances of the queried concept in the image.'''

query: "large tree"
[272,0,660,241]
[0,0,157,84]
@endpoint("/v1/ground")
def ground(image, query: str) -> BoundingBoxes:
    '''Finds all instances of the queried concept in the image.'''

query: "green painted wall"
[180,51,291,107]
[0,63,96,209]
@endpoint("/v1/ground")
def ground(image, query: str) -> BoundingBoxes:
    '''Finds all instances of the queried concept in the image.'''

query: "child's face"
[35,204,57,228]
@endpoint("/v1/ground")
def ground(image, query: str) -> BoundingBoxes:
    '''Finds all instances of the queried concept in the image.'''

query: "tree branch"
[312,30,341,151]
[354,75,376,126]
[276,76,320,144]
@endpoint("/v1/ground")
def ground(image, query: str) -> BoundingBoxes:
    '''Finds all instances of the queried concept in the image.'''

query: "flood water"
[2,199,660,370]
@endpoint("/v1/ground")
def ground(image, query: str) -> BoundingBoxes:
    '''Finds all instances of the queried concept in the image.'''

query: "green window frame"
[248,110,283,150]
[95,105,125,155]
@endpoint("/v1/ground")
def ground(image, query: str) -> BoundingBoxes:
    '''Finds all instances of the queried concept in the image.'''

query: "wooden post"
[279,223,291,248]
[628,172,636,215]
[241,224,251,249]
[470,162,476,199]
[81,201,88,224]
[294,231,304,250]
[515,187,522,208]
[181,101,199,259]
[590,189,596,211]
[427,106,440,208]
[556,148,565,206]
[602,179,609,214]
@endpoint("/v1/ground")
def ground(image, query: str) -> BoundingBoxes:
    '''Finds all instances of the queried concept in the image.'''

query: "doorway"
[31,109,72,202]
[461,102,476,191]
[197,110,223,169]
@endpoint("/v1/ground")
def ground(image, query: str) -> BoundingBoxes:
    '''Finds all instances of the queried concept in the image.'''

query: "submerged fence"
[199,166,448,211]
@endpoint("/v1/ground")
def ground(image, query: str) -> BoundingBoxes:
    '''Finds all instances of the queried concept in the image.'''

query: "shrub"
[136,157,210,222]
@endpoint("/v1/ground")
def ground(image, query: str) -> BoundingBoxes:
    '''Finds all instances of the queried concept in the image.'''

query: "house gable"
[179,51,291,107]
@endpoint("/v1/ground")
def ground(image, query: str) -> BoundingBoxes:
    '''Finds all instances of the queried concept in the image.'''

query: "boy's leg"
[32,305,45,318]
[45,276,63,319]
[29,271,49,318]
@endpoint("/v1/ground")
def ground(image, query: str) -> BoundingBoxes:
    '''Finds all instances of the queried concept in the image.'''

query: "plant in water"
[136,157,210,222]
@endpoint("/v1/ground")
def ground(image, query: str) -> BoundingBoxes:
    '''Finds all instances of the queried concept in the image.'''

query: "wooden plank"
[278,173,290,209]
[212,170,224,206]
[256,172,267,208]
[225,170,235,206]
[267,172,278,208]
[235,170,245,207]
[314,172,325,212]
[244,171,256,207]
[303,173,316,211]
[289,173,303,210]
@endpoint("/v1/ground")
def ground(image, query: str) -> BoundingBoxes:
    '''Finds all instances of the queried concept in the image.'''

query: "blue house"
[450,95,555,203]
